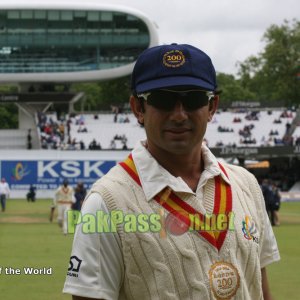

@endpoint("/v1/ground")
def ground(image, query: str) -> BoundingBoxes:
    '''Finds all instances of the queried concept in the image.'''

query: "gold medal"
[209,262,240,300]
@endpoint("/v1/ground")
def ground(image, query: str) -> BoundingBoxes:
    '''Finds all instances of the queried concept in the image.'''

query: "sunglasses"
[137,89,215,111]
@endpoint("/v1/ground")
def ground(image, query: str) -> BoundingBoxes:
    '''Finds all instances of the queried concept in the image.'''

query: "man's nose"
[169,100,188,121]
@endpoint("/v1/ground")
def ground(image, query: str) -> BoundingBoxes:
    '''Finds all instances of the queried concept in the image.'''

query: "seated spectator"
[110,139,116,149]
[240,137,257,145]
[89,139,101,150]
[280,110,293,118]
[218,126,234,133]
[269,130,279,136]
[79,140,85,150]
[245,111,259,121]
[77,126,88,133]
[233,117,242,123]
[215,141,224,147]
[75,114,85,125]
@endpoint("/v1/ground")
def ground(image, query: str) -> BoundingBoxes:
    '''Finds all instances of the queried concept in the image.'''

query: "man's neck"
[146,144,203,191]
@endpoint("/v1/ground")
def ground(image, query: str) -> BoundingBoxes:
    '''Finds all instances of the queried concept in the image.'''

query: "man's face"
[132,89,218,156]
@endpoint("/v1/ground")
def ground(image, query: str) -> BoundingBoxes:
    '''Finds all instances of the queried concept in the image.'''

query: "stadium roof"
[0,0,159,83]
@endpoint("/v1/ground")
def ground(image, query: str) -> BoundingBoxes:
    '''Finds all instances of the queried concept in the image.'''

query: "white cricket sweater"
[90,161,271,300]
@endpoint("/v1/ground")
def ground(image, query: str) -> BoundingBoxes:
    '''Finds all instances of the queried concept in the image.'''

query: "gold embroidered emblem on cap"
[163,50,185,68]
[209,261,240,300]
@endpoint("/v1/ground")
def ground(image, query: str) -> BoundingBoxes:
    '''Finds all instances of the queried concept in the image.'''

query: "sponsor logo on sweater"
[67,256,82,278]
[242,216,259,244]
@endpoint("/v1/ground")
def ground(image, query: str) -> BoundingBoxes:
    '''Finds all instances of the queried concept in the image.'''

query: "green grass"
[0,199,300,299]
[0,199,73,300]
[267,201,300,299]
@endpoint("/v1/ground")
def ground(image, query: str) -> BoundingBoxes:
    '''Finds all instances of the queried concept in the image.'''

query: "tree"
[216,73,256,107]
[0,85,18,128]
[98,75,131,110]
[238,19,300,106]
[71,82,102,111]
[0,104,18,129]
[71,76,131,111]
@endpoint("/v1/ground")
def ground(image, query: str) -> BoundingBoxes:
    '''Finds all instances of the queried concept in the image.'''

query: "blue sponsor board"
[1,160,116,190]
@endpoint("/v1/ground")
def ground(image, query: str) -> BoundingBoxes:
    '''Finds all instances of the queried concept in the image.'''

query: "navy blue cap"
[131,43,217,94]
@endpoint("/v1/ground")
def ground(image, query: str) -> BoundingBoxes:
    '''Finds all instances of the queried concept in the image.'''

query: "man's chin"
[163,141,192,154]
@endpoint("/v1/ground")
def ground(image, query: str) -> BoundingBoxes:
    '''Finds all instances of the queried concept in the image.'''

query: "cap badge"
[163,50,186,68]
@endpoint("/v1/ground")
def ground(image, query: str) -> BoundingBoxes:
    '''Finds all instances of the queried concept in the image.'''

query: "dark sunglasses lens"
[147,91,176,110]
[147,91,209,111]
[183,92,209,110]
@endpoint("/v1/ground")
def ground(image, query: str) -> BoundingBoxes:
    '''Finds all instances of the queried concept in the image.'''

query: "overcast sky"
[105,0,299,75]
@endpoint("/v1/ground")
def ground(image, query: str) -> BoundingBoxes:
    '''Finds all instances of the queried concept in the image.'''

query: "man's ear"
[130,95,144,125]
[208,95,219,122]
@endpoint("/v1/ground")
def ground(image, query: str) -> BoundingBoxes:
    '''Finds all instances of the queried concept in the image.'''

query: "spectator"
[26,184,36,202]
[89,139,101,150]
[66,118,72,136]
[0,178,10,212]
[110,139,116,149]
[261,179,272,214]
[122,141,128,150]
[77,125,88,133]
[79,140,85,150]
[72,182,87,211]
[27,129,32,149]
[270,183,281,226]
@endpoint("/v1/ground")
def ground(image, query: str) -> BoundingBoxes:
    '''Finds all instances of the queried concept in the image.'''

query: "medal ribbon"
[119,154,232,251]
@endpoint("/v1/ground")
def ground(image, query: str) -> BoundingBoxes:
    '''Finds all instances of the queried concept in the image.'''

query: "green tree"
[0,85,18,128]
[71,76,131,111]
[0,104,18,128]
[238,19,300,105]
[98,75,131,110]
[71,82,102,111]
[216,73,256,107]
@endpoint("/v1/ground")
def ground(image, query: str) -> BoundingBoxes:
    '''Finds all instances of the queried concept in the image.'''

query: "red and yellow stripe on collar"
[119,154,232,251]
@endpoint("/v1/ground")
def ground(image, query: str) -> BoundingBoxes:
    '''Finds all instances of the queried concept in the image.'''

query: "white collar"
[131,141,231,201]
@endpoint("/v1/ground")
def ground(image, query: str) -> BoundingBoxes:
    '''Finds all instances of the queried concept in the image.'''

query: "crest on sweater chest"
[209,261,240,300]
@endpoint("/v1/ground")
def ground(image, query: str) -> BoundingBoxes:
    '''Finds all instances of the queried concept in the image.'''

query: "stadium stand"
[35,109,297,150]
[205,109,294,147]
